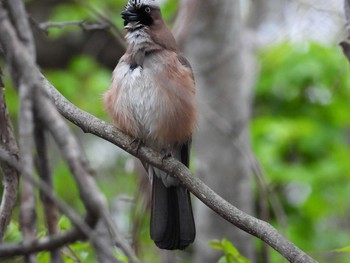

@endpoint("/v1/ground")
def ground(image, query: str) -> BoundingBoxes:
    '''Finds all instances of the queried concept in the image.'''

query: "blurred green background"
[1,0,350,262]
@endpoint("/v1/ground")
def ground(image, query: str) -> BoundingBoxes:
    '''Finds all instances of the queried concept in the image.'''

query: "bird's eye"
[145,6,151,13]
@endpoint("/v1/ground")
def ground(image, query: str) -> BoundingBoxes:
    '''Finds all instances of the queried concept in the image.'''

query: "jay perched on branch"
[104,0,197,250]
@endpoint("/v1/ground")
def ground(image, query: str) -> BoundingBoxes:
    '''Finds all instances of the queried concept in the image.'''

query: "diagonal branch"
[43,40,317,263]
[0,147,107,258]
[0,2,317,263]
[0,6,137,262]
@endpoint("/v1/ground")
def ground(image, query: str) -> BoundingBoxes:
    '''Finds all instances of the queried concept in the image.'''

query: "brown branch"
[34,122,62,263]
[0,4,36,258]
[0,67,19,241]
[3,0,36,59]
[0,147,128,263]
[3,2,38,262]
[0,228,83,258]
[33,91,122,263]
[35,90,136,263]
[0,2,317,262]
[17,46,37,263]
[74,0,126,51]
[0,6,136,262]
[33,19,111,35]
[43,54,317,263]
[18,83,37,263]
[0,147,109,259]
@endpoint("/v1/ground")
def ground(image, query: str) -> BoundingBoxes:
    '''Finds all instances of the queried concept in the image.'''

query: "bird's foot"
[130,138,143,155]
[160,149,172,164]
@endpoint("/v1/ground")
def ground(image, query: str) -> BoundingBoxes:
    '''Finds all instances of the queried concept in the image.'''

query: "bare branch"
[0,147,116,260]
[43,51,317,263]
[73,0,126,50]
[18,82,37,263]
[36,20,110,33]
[0,1,317,262]
[4,2,39,261]
[34,122,62,263]
[0,67,19,241]
[33,90,125,263]
[0,6,135,262]
[3,0,36,59]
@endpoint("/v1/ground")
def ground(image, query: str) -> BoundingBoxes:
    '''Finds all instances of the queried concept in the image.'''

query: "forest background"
[0,0,350,263]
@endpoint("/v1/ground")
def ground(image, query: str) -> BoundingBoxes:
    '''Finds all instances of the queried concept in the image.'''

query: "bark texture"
[175,0,256,261]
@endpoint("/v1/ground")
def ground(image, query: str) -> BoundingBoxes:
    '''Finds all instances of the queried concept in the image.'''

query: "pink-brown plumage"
[103,0,196,250]
[104,50,196,146]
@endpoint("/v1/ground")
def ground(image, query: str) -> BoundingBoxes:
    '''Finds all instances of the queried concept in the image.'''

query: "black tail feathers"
[150,175,195,250]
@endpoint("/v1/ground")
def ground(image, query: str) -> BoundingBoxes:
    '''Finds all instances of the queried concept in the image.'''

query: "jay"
[103,0,197,250]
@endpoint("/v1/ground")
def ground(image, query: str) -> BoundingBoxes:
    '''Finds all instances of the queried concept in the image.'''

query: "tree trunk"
[247,0,287,29]
[175,0,256,261]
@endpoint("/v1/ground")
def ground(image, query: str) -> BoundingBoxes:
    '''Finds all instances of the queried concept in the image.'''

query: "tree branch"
[0,5,136,263]
[0,147,115,260]
[4,2,37,262]
[31,19,111,35]
[43,30,317,263]
[0,67,20,241]
[34,121,62,263]
[0,2,317,262]
[74,0,126,50]
[4,0,36,59]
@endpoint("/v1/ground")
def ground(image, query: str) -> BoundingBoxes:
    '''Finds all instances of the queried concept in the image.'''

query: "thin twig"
[100,208,139,262]
[73,0,126,50]
[38,20,110,32]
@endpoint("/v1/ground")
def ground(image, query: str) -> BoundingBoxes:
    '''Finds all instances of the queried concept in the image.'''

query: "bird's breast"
[104,52,196,146]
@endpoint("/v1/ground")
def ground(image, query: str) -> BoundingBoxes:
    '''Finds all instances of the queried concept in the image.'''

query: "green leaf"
[115,251,130,262]
[3,221,22,242]
[221,238,240,256]
[209,239,224,251]
[218,256,227,263]
[38,251,50,263]
[210,239,251,263]
[58,215,72,230]
[333,245,350,253]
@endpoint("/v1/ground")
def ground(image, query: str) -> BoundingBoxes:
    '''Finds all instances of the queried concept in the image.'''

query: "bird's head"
[121,0,161,28]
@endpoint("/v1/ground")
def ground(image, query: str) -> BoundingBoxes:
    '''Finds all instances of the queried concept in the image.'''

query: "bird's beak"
[121,8,139,23]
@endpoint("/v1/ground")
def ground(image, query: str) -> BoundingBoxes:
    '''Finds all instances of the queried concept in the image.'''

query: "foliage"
[253,42,350,263]
[1,1,179,262]
[2,0,350,262]
[209,239,251,263]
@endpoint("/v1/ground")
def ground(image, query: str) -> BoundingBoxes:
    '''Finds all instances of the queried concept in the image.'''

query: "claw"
[131,138,143,154]
[160,149,172,164]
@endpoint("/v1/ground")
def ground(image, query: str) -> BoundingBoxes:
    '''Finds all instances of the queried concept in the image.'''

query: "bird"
[103,0,197,250]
